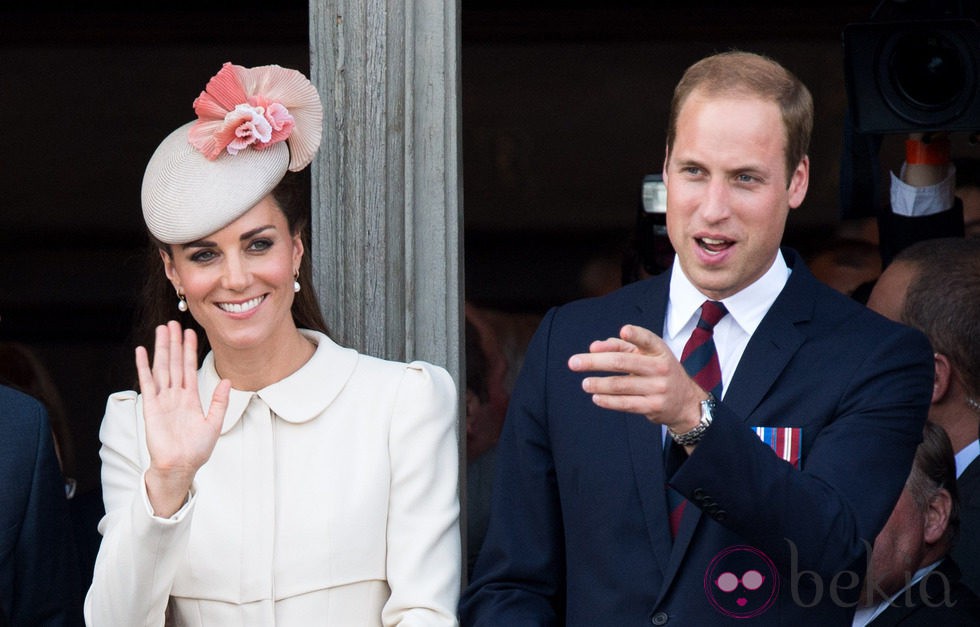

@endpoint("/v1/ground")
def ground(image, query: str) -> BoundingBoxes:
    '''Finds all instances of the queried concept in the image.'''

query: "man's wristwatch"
[667,393,717,446]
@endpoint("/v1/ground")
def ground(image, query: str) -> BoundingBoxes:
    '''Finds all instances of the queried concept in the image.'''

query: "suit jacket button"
[692,488,705,500]
[714,510,727,521]
[651,611,669,625]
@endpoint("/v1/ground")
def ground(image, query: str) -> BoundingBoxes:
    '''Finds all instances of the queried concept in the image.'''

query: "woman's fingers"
[143,322,199,398]
[135,345,156,397]
[183,328,198,390]
[151,324,170,390]
[207,379,232,431]
[168,320,184,389]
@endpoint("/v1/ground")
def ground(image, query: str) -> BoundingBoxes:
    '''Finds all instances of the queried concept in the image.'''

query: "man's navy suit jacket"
[0,384,81,626]
[953,457,980,596]
[460,249,934,626]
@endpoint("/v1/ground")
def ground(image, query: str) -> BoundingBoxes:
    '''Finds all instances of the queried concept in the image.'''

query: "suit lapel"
[666,490,702,571]
[625,419,702,600]
[625,272,675,573]
[723,250,814,422]
[626,416,673,574]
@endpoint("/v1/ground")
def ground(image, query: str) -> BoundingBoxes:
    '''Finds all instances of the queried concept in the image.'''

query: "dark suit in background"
[0,384,82,626]
[954,458,980,595]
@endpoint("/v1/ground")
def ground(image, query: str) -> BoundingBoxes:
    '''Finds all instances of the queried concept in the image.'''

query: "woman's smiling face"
[162,194,303,355]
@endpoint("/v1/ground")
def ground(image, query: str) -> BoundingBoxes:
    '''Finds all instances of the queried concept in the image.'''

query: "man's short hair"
[897,237,980,400]
[666,50,813,186]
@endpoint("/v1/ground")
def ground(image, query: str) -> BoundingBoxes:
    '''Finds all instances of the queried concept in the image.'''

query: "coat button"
[692,488,705,500]
[714,510,728,521]
[651,611,669,625]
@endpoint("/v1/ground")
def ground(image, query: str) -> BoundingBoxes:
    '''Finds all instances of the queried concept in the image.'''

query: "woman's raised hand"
[135,321,231,517]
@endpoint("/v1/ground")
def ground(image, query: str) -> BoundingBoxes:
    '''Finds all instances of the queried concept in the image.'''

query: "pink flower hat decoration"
[188,62,322,172]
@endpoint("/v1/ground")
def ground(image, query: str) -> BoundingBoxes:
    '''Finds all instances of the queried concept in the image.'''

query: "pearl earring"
[293,271,301,293]
[177,292,188,312]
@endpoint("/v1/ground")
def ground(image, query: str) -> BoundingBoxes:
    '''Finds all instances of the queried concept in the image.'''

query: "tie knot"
[699,300,728,329]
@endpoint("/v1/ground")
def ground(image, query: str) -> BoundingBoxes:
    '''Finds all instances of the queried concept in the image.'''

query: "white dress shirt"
[664,250,791,399]
[956,439,980,479]
[890,163,957,217]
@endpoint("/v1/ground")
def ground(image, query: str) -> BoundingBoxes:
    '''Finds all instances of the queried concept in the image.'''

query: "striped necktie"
[667,300,728,538]
[680,300,728,397]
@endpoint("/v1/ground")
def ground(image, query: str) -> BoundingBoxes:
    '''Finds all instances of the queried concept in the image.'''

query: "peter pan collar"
[197,330,360,434]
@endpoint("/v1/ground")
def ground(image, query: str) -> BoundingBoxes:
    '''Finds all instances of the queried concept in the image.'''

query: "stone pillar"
[308,0,465,574]
[309,0,462,380]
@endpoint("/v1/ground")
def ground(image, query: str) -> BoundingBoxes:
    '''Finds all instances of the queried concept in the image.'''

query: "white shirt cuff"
[889,164,956,217]
[140,471,197,523]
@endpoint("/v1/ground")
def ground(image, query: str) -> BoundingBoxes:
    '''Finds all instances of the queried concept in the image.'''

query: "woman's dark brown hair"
[131,169,329,368]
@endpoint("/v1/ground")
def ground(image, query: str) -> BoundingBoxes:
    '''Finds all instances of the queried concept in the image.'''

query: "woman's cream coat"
[85,331,460,626]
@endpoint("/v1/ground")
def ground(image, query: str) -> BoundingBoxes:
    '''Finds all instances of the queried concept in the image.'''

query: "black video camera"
[635,174,674,277]
[843,3,980,133]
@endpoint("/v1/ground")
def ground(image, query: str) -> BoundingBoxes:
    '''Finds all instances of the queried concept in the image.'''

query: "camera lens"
[889,31,966,110]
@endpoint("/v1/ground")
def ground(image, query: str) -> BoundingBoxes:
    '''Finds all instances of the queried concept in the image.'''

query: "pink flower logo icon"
[704,545,779,618]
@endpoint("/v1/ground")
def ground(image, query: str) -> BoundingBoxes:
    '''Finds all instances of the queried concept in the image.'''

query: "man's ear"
[923,488,952,545]
[788,155,809,210]
[932,353,952,404]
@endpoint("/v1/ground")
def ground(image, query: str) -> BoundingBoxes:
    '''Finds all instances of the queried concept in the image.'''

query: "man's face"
[866,260,917,322]
[664,92,808,300]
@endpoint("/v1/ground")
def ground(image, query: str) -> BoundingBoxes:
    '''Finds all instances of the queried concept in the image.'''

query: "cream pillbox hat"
[141,62,323,245]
